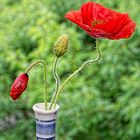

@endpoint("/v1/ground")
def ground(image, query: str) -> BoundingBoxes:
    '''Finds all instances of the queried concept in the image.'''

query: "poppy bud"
[54,34,69,57]
[10,73,29,100]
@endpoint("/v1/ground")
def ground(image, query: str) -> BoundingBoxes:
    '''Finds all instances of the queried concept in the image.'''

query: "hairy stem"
[49,40,101,109]
[25,60,48,110]
[49,57,60,109]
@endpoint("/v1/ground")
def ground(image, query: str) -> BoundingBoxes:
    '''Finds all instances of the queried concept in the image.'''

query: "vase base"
[37,137,55,140]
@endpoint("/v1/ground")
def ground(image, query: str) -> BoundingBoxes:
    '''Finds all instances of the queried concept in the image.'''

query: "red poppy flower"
[10,73,29,100]
[65,2,136,40]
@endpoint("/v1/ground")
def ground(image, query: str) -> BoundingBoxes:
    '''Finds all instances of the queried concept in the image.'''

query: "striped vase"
[33,103,59,140]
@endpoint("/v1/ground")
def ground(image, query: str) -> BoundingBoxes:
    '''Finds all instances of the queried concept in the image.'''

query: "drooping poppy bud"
[10,73,29,100]
[54,34,69,57]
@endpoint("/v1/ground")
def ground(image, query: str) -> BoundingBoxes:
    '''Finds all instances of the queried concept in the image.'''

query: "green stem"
[25,60,48,110]
[49,57,60,109]
[50,40,101,109]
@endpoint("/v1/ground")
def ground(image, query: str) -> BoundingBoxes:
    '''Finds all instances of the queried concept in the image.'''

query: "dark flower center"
[92,19,105,27]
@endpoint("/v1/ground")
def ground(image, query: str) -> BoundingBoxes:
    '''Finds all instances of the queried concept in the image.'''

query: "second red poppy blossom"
[10,73,29,100]
[65,2,136,40]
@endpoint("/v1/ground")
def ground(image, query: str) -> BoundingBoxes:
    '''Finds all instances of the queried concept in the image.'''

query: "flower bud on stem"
[49,34,69,109]
[54,34,69,57]
[49,39,101,109]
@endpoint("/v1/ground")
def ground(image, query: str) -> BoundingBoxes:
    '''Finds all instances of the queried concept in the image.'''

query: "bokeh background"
[0,0,140,140]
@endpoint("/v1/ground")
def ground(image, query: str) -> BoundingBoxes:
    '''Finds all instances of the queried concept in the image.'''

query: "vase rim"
[32,102,59,114]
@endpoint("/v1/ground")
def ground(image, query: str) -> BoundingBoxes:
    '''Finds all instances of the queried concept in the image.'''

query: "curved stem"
[49,57,60,109]
[53,57,60,94]
[49,40,101,109]
[25,60,48,110]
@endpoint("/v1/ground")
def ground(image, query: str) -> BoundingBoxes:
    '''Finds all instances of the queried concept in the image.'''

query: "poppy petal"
[10,73,29,100]
[65,1,136,40]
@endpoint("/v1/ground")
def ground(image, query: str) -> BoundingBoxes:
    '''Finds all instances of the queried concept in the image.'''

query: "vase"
[32,103,59,140]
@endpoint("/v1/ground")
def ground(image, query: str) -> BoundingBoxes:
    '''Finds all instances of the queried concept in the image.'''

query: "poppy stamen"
[92,19,105,27]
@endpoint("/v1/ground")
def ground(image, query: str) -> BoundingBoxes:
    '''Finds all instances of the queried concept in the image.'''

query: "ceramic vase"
[33,103,59,140]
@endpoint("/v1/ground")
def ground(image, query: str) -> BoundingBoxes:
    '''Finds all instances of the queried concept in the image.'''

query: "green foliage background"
[0,0,140,140]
